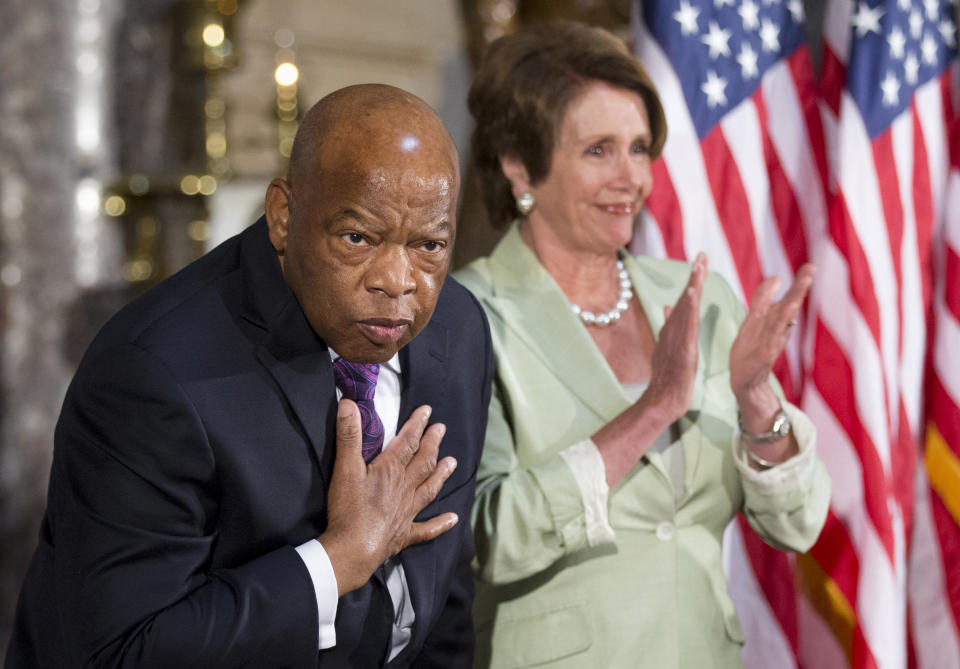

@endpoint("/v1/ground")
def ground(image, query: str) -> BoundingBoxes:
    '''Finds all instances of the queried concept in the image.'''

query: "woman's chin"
[608,223,636,250]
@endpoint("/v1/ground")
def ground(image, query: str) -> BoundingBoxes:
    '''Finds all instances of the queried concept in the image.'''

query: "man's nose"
[366,245,416,297]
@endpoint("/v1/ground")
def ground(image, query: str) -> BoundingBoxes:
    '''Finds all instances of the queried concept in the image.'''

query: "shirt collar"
[327,348,402,377]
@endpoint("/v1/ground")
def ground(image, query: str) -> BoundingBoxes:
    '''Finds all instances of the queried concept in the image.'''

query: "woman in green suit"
[455,21,830,669]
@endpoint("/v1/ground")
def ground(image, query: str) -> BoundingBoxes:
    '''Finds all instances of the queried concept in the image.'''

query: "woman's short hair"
[468,20,667,229]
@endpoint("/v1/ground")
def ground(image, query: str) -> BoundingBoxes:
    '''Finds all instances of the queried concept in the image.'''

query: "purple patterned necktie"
[332,358,384,463]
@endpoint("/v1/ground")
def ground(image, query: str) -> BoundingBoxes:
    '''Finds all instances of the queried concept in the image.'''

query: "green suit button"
[656,521,675,541]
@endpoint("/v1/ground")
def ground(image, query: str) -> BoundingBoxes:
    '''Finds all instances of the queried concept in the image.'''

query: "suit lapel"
[397,316,448,427]
[392,320,449,661]
[254,302,337,484]
[239,218,337,483]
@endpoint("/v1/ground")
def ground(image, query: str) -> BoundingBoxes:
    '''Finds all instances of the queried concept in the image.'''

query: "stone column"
[0,0,124,654]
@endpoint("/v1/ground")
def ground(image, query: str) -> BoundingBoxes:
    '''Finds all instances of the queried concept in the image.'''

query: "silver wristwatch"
[738,407,791,443]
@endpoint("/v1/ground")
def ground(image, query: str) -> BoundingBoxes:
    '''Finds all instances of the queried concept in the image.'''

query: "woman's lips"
[358,319,411,345]
[598,203,635,216]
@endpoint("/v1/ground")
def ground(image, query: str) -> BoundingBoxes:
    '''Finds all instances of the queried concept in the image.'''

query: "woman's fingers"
[770,263,816,332]
[780,264,815,319]
[748,276,781,318]
[666,252,707,326]
[687,252,708,294]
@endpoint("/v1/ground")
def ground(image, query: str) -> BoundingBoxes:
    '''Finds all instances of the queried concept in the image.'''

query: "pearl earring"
[516,192,536,216]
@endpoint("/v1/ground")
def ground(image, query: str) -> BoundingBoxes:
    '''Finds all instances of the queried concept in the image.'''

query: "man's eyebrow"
[427,221,452,234]
[330,208,372,225]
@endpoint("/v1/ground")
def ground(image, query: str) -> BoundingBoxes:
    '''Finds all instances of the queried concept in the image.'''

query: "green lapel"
[481,226,710,491]
[621,253,709,498]
[485,226,626,422]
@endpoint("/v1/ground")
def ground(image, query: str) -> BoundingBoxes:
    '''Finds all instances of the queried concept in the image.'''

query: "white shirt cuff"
[295,539,339,649]
[559,438,616,546]
[732,402,817,495]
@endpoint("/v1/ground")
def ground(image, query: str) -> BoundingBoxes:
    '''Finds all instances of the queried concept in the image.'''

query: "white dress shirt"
[294,351,415,659]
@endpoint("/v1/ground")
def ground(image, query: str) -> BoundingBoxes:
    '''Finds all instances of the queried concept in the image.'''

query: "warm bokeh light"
[128,174,150,195]
[123,259,154,282]
[198,175,217,195]
[180,175,200,195]
[202,23,225,48]
[188,220,209,242]
[274,28,295,48]
[103,195,126,216]
[205,98,225,119]
[206,133,227,158]
[274,62,299,87]
[203,50,224,70]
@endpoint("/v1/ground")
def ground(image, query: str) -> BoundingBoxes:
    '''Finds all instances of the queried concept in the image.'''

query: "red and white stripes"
[632,0,960,666]
[633,12,827,667]
[907,117,960,669]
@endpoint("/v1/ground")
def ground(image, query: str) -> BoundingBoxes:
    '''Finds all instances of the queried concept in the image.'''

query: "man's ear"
[265,178,292,258]
[498,154,532,198]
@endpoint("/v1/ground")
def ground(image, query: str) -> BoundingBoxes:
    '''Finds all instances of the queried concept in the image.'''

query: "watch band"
[745,448,782,470]
[738,405,791,444]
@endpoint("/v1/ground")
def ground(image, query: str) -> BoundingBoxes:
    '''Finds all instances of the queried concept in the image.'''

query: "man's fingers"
[405,423,447,499]
[406,512,459,547]
[410,423,445,471]
[334,399,365,476]
[389,405,432,465]
[412,455,457,511]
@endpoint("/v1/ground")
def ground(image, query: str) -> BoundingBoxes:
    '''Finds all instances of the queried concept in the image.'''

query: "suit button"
[656,521,675,541]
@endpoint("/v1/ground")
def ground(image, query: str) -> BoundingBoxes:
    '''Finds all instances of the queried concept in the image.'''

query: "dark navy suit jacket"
[5,218,493,668]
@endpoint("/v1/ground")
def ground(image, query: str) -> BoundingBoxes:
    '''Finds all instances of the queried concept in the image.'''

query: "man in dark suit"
[6,84,492,668]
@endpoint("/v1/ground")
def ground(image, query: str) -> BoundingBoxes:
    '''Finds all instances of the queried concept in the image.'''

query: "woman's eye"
[632,142,650,155]
[586,145,604,156]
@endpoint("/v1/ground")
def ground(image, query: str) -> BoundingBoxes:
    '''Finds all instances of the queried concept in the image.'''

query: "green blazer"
[454,224,831,669]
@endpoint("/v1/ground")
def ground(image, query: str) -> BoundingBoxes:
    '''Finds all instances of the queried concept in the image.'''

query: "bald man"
[6,85,492,669]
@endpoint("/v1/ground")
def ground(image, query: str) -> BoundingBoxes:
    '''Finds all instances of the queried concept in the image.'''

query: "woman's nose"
[613,151,652,194]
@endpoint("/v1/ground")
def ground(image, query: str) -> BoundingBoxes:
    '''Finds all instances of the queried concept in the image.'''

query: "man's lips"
[357,318,412,345]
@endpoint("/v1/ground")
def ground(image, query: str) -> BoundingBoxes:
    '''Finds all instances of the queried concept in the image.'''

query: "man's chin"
[331,337,408,364]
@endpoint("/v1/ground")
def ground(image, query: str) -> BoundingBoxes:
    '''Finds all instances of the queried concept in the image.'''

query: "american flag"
[631,0,959,667]
[908,119,960,667]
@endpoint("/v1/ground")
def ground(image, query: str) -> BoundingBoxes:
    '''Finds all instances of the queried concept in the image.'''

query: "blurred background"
[0,0,646,655]
[4,2,958,669]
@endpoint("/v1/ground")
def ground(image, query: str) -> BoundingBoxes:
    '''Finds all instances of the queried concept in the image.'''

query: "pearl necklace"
[570,258,633,327]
